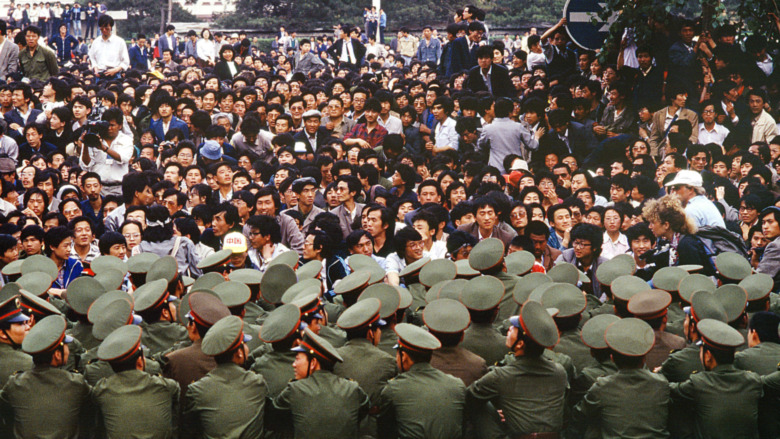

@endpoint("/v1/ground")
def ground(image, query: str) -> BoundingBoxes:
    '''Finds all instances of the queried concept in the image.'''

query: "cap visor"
[7,313,29,323]
[508,315,520,328]
[243,333,252,343]
[290,345,307,353]
[132,314,143,325]
[64,334,74,344]
[377,318,387,327]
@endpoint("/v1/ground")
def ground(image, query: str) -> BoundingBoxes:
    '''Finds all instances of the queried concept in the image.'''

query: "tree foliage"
[103,0,197,38]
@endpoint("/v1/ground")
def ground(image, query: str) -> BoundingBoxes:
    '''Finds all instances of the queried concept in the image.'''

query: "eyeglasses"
[572,240,592,248]
[406,241,424,249]
[123,233,141,239]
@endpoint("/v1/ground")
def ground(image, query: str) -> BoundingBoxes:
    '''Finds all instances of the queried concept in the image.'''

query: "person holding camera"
[78,108,133,197]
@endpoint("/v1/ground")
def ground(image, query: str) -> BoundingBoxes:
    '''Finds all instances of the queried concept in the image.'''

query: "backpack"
[694,225,749,260]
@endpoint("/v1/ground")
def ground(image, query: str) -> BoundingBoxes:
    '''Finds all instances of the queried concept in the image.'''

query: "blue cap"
[200,140,223,160]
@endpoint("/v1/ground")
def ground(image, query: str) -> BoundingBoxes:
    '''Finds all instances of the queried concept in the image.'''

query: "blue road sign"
[563,0,615,51]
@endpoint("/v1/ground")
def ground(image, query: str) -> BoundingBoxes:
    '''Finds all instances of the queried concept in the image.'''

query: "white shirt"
[88,34,130,72]
[340,39,356,64]
[378,114,403,134]
[434,117,459,151]
[601,232,630,260]
[79,132,134,185]
[527,51,546,70]
[196,38,215,63]
[757,54,774,77]
[698,123,729,146]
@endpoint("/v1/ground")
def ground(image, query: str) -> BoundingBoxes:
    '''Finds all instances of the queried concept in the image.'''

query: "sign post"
[562,0,617,51]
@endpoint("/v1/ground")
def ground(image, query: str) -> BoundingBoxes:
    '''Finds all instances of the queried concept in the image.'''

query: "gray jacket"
[555,249,607,298]
[139,235,203,277]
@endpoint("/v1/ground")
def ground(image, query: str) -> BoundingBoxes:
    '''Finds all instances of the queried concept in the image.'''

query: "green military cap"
[347,254,379,272]
[426,279,467,303]
[147,256,179,284]
[22,315,73,355]
[605,318,655,356]
[678,264,703,273]
[423,298,470,333]
[697,318,744,350]
[133,279,172,313]
[98,325,143,362]
[468,238,505,272]
[268,250,300,269]
[259,264,298,305]
[509,300,559,348]
[548,263,580,285]
[424,280,450,304]
[93,300,138,340]
[397,286,413,310]
[65,276,106,315]
[19,289,61,318]
[715,253,752,281]
[197,249,232,271]
[177,289,217,325]
[399,256,430,278]
[505,251,535,276]
[91,255,128,276]
[292,327,343,363]
[678,274,717,304]
[337,298,384,330]
[0,282,20,303]
[88,291,133,324]
[1,259,23,277]
[212,281,252,309]
[281,278,322,304]
[714,284,747,323]
[192,272,227,291]
[581,314,621,349]
[296,260,323,280]
[596,255,635,286]
[611,275,651,302]
[652,267,687,292]
[528,282,558,303]
[94,269,126,292]
[16,273,53,297]
[291,293,323,319]
[627,289,672,320]
[358,284,401,319]
[455,259,480,278]
[187,291,230,327]
[540,283,587,318]
[460,276,504,311]
[259,304,302,343]
[513,273,552,304]
[0,294,28,324]
[202,315,252,356]
[365,264,387,285]
[182,276,195,288]
[20,255,58,279]
[334,270,371,296]
[690,291,728,323]
[228,268,263,285]
[395,322,441,352]
[127,252,160,274]
[419,259,457,288]
[739,273,773,302]
[612,254,637,273]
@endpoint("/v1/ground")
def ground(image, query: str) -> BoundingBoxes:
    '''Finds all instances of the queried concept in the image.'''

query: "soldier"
[467,301,568,437]
[669,319,763,439]
[377,323,466,439]
[228,268,265,323]
[273,327,370,439]
[569,314,620,407]
[0,315,91,438]
[212,280,264,351]
[0,295,32,387]
[163,291,230,402]
[627,289,686,369]
[357,282,406,357]
[424,298,487,386]
[252,304,304,397]
[335,297,397,437]
[651,267,690,337]
[397,256,429,312]
[540,282,596,371]
[569,318,670,438]
[183,315,267,438]
[92,325,180,438]
[459,275,509,365]
[64,276,106,350]
[134,275,188,356]
[468,238,521,321]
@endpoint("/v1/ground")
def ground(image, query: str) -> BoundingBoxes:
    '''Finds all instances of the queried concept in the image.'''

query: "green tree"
[103,0,197,38]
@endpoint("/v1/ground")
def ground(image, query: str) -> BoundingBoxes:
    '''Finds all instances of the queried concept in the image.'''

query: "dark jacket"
[149,116,190,143]
[213,60,238,81]
[128,44,150,71]
[464,63,514,98]
[326,38,366,70]
[292,126,330,154]
[448,36,478,75]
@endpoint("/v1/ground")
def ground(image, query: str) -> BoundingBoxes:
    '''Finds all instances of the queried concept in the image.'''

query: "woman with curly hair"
[642,195,715,275]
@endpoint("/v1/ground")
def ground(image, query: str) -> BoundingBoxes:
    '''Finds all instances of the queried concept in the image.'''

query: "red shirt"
[344,123,388,148]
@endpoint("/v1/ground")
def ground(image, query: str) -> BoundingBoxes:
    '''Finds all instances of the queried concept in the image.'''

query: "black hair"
[43,226,73,256]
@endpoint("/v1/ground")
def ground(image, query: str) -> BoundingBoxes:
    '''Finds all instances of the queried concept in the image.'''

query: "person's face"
[476,205,497,230]
[740,203,758,224]
[700,104,716,125]
[630,233,653,259]
[610,162,624,177]
[751,230,768,249]
[25,31,38,49]
[364,108,379,124]
[418,186,440,205]
[72,220,93,247]
[510,206,528,230]
[680,25,694,44]
[303,234,321,260]
[304,117,320,134]
[27,193,46,216]
[336,181,354,203]
[571,174,589,192]
[327,99,343,118]
[604,210,621,233]
[748,95,764,115]
[709,160,728,178]
[202,93,216,111]
[100,23,112,38]
[672,93,688,108]
[552,209,571,233]
[248,227,269,249]
[62,201,82,221]
[404,239,424,262]
[126,209,146,227]
[553,168,570,186]
[212,212,231,237]
[293,352,313,380]
[25,128,42,147]
[647,219,670,239]
[545,154,558,169]
[572,238,594,261]
[0,243,19,264]
[255,195,276,216]
[216,165,232,186]
[275,119,290,134]
[763,213,780,240]
[575,190,593,209]
[412,220,434,243]
[53,236,73,260]
[610,185,627,203]
[1,320,30,346]
[690,152,708,172]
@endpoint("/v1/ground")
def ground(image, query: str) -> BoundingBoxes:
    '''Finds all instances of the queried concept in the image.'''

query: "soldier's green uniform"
[183,315,267,439]
[467,302,567,437]
[569,318,670,439]
[459,276,510,366]
[91,325,180,439]
[669,319,764,439]
[0,315,92,439]
[252,304,304,397]
[377,323,466,439]
[540,282,597,371]
[0,295,32,388]
[134,278,189,356]
[273,328,370,439]
[569,315,620,408]
[65,276,108,351]
[627,289,687,370]
[468,238,521,321]
[425,298,487,386]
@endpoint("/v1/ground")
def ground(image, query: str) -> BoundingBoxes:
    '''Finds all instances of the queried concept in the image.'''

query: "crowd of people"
[0,2,779,438]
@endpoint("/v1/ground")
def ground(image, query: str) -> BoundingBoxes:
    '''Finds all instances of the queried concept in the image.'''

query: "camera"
[82,120,110,149]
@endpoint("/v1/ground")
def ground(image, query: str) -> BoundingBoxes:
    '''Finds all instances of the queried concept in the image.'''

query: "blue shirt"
[685,195,726,229]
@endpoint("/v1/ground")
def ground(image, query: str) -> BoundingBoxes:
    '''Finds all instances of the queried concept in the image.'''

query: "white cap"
[223,232,248,254]
[665,170,703,188]
[509,160,529,171]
